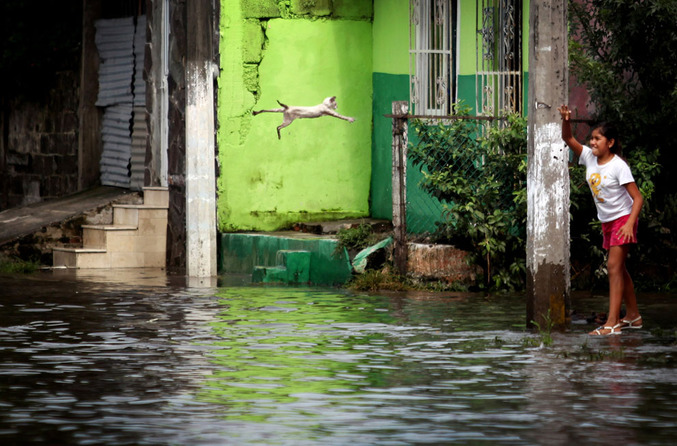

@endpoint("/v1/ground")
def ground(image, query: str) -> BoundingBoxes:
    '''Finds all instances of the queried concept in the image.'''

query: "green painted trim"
[457,74,478,114]
[371,72,409,220]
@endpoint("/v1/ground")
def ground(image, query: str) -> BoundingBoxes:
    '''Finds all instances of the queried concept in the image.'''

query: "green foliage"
[568,0,677,289]
[0,256,39,274]
[409,104,527,290]
[532,310,555,347]
[334,224,380,255]
[348,269,413,292]
[569,0,677,162]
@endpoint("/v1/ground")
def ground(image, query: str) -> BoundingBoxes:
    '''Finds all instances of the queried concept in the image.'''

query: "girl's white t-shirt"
[578,145,635,222]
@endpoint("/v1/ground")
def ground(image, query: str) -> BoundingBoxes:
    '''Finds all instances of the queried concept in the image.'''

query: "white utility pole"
[526,0,571,329]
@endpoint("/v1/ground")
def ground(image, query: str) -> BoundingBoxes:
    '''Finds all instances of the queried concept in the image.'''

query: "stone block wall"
[1,71,80,210]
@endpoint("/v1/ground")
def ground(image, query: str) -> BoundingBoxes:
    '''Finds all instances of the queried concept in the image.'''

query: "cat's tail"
[276,100,289,109]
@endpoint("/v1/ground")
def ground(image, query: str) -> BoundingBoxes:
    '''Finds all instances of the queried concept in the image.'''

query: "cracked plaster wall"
[217,0,373,231]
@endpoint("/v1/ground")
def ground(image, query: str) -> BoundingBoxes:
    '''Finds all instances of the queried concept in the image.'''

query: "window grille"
[409,0,457,116]
[476,0,523,116]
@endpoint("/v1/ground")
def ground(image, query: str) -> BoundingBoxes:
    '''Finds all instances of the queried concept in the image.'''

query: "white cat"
[253,96,355,139]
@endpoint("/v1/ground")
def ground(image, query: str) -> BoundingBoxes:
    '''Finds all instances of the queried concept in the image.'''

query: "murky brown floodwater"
[1,269,676,445]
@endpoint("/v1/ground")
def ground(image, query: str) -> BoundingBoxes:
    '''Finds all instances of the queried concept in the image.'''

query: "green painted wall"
[220,0,530,231]
[370,0,530,228]
[217,0,373,232]
[371,0,408,220]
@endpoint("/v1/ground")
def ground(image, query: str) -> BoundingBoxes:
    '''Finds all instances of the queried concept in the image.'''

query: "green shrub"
[409,105,527,291]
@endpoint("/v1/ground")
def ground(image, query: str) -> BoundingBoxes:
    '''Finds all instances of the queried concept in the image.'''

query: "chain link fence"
[388,102,527,275]
[404,114,526,237]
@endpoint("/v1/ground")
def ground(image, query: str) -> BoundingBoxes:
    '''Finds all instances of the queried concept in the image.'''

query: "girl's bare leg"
[589,245,627,335]
[621,264,642,326]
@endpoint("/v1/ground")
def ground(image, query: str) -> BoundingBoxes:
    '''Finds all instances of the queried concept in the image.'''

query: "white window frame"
[476,0,523,117]
[409,0,459,116]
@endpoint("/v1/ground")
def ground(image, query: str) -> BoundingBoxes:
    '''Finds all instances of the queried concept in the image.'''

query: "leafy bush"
[568,0,675,289]
[409,105,666,291]
[334,224,380,256]
[409,105,527,290]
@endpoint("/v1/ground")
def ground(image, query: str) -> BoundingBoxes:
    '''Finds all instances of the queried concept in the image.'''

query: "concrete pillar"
[185,0,217,277]
[526,0,571,329]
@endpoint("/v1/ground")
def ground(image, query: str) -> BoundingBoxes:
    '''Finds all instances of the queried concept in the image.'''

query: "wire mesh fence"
[387,102,528,275]
[404,114,527,238]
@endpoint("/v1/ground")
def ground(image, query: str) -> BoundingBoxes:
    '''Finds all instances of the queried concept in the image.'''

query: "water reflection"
[0,270,676,445]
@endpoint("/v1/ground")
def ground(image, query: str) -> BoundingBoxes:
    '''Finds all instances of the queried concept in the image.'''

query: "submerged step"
[219,233,352,286]
[252,250,311,284]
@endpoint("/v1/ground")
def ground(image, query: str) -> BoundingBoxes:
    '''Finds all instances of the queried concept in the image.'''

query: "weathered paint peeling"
[527,121,570,275]
[217,3,373,232]
[186,57,217,277]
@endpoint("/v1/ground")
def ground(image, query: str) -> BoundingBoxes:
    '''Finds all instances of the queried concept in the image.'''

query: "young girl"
[558,105,644,336]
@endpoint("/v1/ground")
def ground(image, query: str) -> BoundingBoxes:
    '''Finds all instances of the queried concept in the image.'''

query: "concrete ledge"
[407,243,480,284]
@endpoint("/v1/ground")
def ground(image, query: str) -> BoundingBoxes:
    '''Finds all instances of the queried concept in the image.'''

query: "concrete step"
[252,250,311,284]
[53,246,164,269]
[52,186,168,269]
[297,218,392,235]
[142,186,169,208]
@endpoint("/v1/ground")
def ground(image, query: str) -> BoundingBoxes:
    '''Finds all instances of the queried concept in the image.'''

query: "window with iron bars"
[409,0,458,116]
[409,1,523,117]
[476,0,523,116]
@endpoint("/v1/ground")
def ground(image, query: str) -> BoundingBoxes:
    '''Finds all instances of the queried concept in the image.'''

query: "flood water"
[1,269,676,445]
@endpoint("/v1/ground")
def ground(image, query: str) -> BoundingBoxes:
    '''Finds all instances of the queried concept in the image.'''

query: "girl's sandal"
[590,323,623,336]
[620,316,643,329]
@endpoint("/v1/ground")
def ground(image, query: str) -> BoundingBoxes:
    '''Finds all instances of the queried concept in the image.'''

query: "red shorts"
[602,214,638,250]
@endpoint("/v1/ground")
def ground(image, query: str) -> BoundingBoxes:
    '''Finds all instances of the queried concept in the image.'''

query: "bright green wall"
[217,0,373,232]
[373,0,409,75]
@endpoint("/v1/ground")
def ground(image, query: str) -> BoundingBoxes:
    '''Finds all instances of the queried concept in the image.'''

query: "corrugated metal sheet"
[100,104,132,188]
[95,16,147,190]
[95,17,135,107]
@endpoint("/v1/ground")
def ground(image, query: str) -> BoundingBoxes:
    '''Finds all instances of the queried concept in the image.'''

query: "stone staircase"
[53,187,168,269]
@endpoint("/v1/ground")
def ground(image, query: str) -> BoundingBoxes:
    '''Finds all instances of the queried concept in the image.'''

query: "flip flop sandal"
[591,323,623,336]
[621,316,643,329]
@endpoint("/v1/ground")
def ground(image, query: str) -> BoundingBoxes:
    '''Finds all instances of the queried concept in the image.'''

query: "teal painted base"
[218,233,352,286]
[252,250,311,284]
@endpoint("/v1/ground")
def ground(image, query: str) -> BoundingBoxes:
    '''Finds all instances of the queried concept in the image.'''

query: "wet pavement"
[1,269,676,445]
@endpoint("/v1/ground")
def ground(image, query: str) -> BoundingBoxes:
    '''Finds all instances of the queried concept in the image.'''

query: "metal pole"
[526,0,570,329]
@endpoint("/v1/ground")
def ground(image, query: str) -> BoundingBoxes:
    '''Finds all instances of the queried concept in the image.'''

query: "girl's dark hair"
[592,122,622,155]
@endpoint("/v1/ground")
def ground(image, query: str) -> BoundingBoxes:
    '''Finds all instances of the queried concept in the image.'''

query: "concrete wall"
[217,0,373,232]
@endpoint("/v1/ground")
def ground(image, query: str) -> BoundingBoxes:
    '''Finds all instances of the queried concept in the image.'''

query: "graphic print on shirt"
[588,173,605,202]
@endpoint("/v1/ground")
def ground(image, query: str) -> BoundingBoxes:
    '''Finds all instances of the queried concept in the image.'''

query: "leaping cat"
[252,96,355,139]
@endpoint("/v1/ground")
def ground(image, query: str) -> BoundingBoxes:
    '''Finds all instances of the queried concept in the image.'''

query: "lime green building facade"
[218,0,529,232]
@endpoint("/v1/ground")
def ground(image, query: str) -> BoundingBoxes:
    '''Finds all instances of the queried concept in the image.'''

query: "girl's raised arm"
[558,105,583,157]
